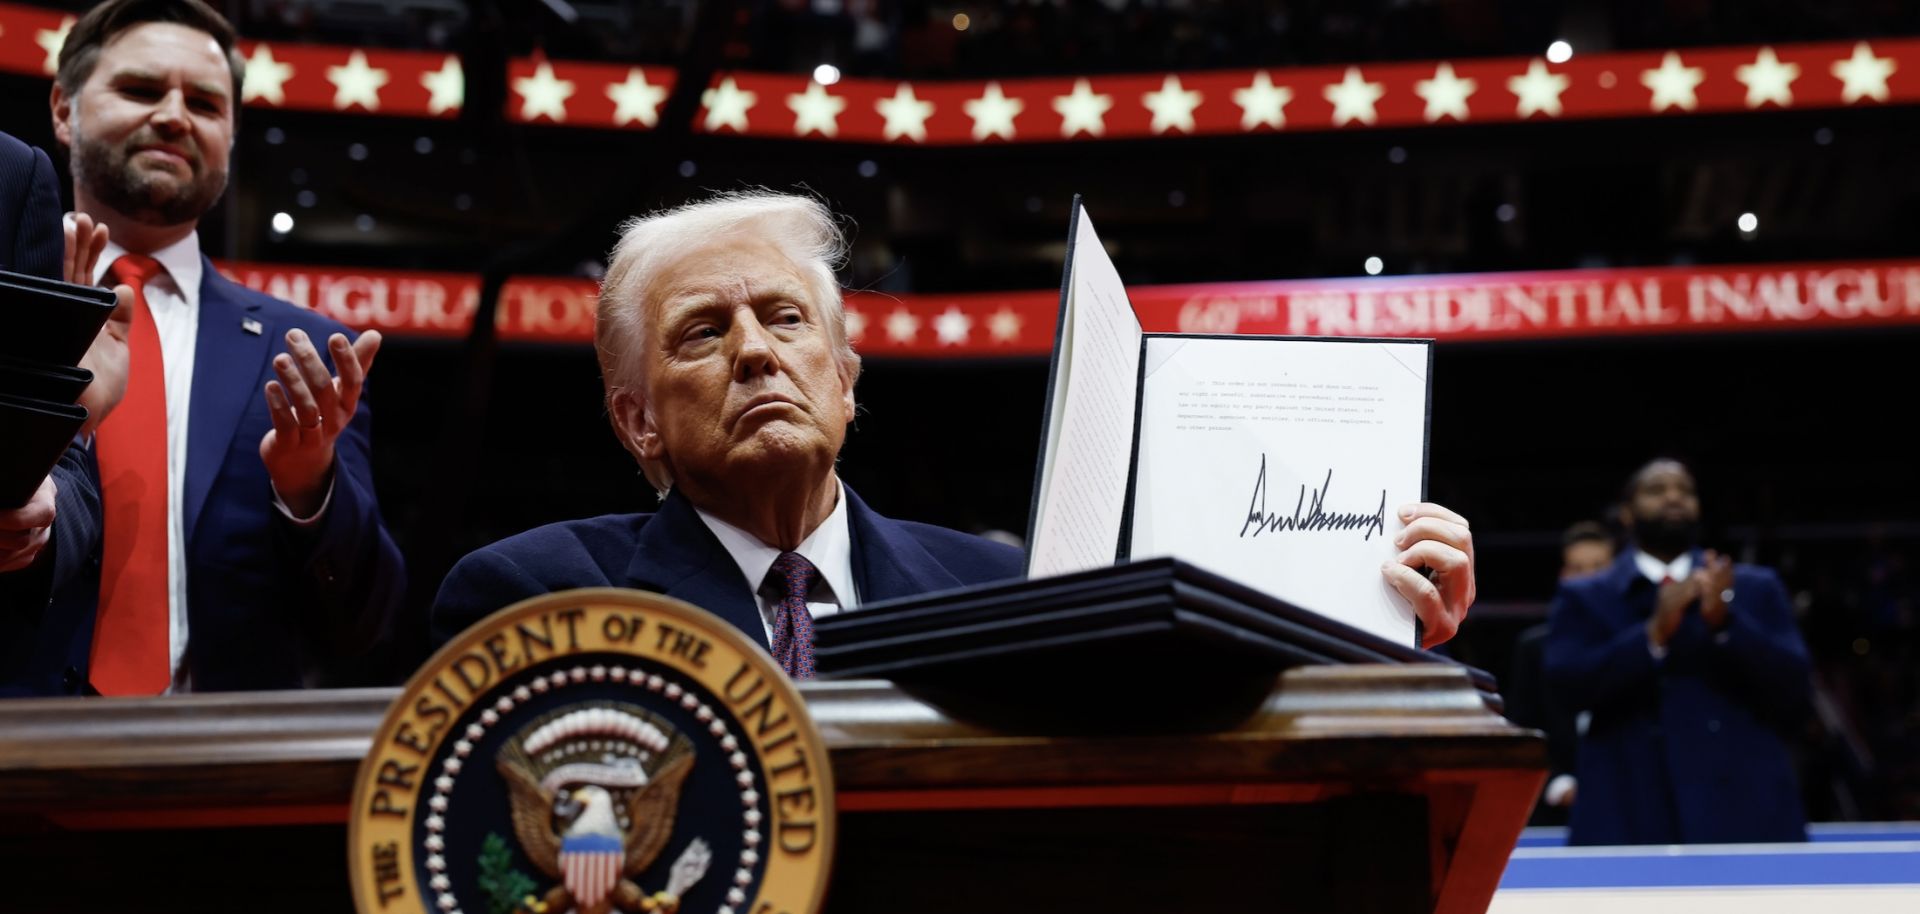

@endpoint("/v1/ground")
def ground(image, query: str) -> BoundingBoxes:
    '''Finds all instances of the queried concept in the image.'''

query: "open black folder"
[813,200,1475,732]
[0,269,116,508]
[813,558,1498,733]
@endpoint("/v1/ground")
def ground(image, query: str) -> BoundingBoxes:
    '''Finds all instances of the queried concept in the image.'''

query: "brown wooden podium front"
[0,665,1542,913]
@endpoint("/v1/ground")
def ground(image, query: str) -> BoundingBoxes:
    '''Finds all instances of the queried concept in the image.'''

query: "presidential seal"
[350,588,834,914]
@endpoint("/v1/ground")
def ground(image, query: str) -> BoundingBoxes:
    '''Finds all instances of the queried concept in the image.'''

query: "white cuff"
[271,477,334,527]
[1543,773,1578,806]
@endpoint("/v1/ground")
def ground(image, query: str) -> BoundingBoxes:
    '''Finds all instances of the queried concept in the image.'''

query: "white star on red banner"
[934,308,972,345]
[1233,71,1292,130]
[607,68,667,127]
[35,15,70,75]
[1054,79,1113,137]
[1642,52,1706,111]
[242,44,294,106]
[1735,47,1799,108]
[1324,67,1384,126]
[885,309,920,343]
[1832,42,1895,103]
[988,308,1023,343]
[1415,62,1476,123]
[327,51,389,112]
[514,61,574,122]
[1142,75,1203,134]
[421,55,464,116]
[1508,59,1569,118]
[788,81,845,137]
[702,76,756,133]
[966,81,1023,141]
[876,83,934,142]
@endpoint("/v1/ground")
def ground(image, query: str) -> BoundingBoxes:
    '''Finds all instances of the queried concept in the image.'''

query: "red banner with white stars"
[3,2,1915,136]
[0,4,464,117]
[218,259,1920,354]
[507,57,677,128]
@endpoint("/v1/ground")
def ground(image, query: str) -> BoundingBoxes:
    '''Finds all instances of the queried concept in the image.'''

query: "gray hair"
[596,191,863,494]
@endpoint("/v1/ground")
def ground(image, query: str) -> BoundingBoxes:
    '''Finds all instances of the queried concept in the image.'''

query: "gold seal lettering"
[653,621,713,668]
[371,841,405,906]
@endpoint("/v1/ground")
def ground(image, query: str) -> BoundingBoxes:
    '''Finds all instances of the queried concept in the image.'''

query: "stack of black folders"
[814,556,1498,734]
[0,269,116,508]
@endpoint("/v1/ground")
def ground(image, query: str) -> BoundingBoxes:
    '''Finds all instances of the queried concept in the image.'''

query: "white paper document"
[1128,336,1430,643]
[1026,201,1431,645]
[1027,206,1143,579]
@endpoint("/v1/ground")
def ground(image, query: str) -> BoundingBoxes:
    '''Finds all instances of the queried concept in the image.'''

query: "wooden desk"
[0,665,1542,913]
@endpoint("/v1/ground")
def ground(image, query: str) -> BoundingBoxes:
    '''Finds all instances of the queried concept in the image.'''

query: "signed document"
[1027,199,1433,644]
[1128,336,1431,643]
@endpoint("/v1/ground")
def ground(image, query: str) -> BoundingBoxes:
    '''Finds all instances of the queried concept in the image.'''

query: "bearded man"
[30,0,405,695]
[1546,458,1811,845]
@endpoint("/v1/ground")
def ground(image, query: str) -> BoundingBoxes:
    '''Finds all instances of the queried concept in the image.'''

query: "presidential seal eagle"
[496,703,711,914]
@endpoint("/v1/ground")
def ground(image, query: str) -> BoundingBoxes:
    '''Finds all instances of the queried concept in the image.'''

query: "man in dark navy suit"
[30,0,404,695]
[1546,459,1812,844]
[431,192,1026,674]
[432,191,1482,676]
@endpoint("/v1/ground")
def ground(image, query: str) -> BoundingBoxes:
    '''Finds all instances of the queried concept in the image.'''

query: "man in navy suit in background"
[1546,459,1812,844]
[432,191,1482,675]
[36,0,404,695]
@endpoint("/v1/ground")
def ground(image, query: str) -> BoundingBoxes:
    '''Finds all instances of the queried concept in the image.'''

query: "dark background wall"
[4,0,1915,819]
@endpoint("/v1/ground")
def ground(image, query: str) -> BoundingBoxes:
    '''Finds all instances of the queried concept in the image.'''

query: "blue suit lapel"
[622,486,965,648]
[844,486,965,603]
[625,489,771,650]
[1605,550,1642,598]
[184,262,272,544]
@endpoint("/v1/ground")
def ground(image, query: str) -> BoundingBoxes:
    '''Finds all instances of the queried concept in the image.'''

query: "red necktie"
[91,254,172,696]
[764,552,818,679]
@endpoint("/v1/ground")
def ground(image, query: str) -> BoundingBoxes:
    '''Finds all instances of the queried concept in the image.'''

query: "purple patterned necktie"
[765,551,819,679]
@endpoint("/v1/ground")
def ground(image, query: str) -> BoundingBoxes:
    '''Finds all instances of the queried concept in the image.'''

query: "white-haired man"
[431,192,1478,676]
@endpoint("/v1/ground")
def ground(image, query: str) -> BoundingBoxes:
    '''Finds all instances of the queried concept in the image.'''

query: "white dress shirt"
[1634,550,1694,586]
[1635,550,1699,661]
[92,234,326,692]
[694,481,861,644]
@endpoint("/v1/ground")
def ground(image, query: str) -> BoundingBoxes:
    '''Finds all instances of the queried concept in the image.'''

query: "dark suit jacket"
[172,262,407,690]
[0,443,104,697]
[0,131,105,696]
[431,486,1025,650]
[0,130,62,278]
[1544,549,1811,845]
[4,256,406,695]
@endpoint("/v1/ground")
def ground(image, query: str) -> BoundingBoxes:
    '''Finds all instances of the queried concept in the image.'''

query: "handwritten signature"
[1239,457,1388,541]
